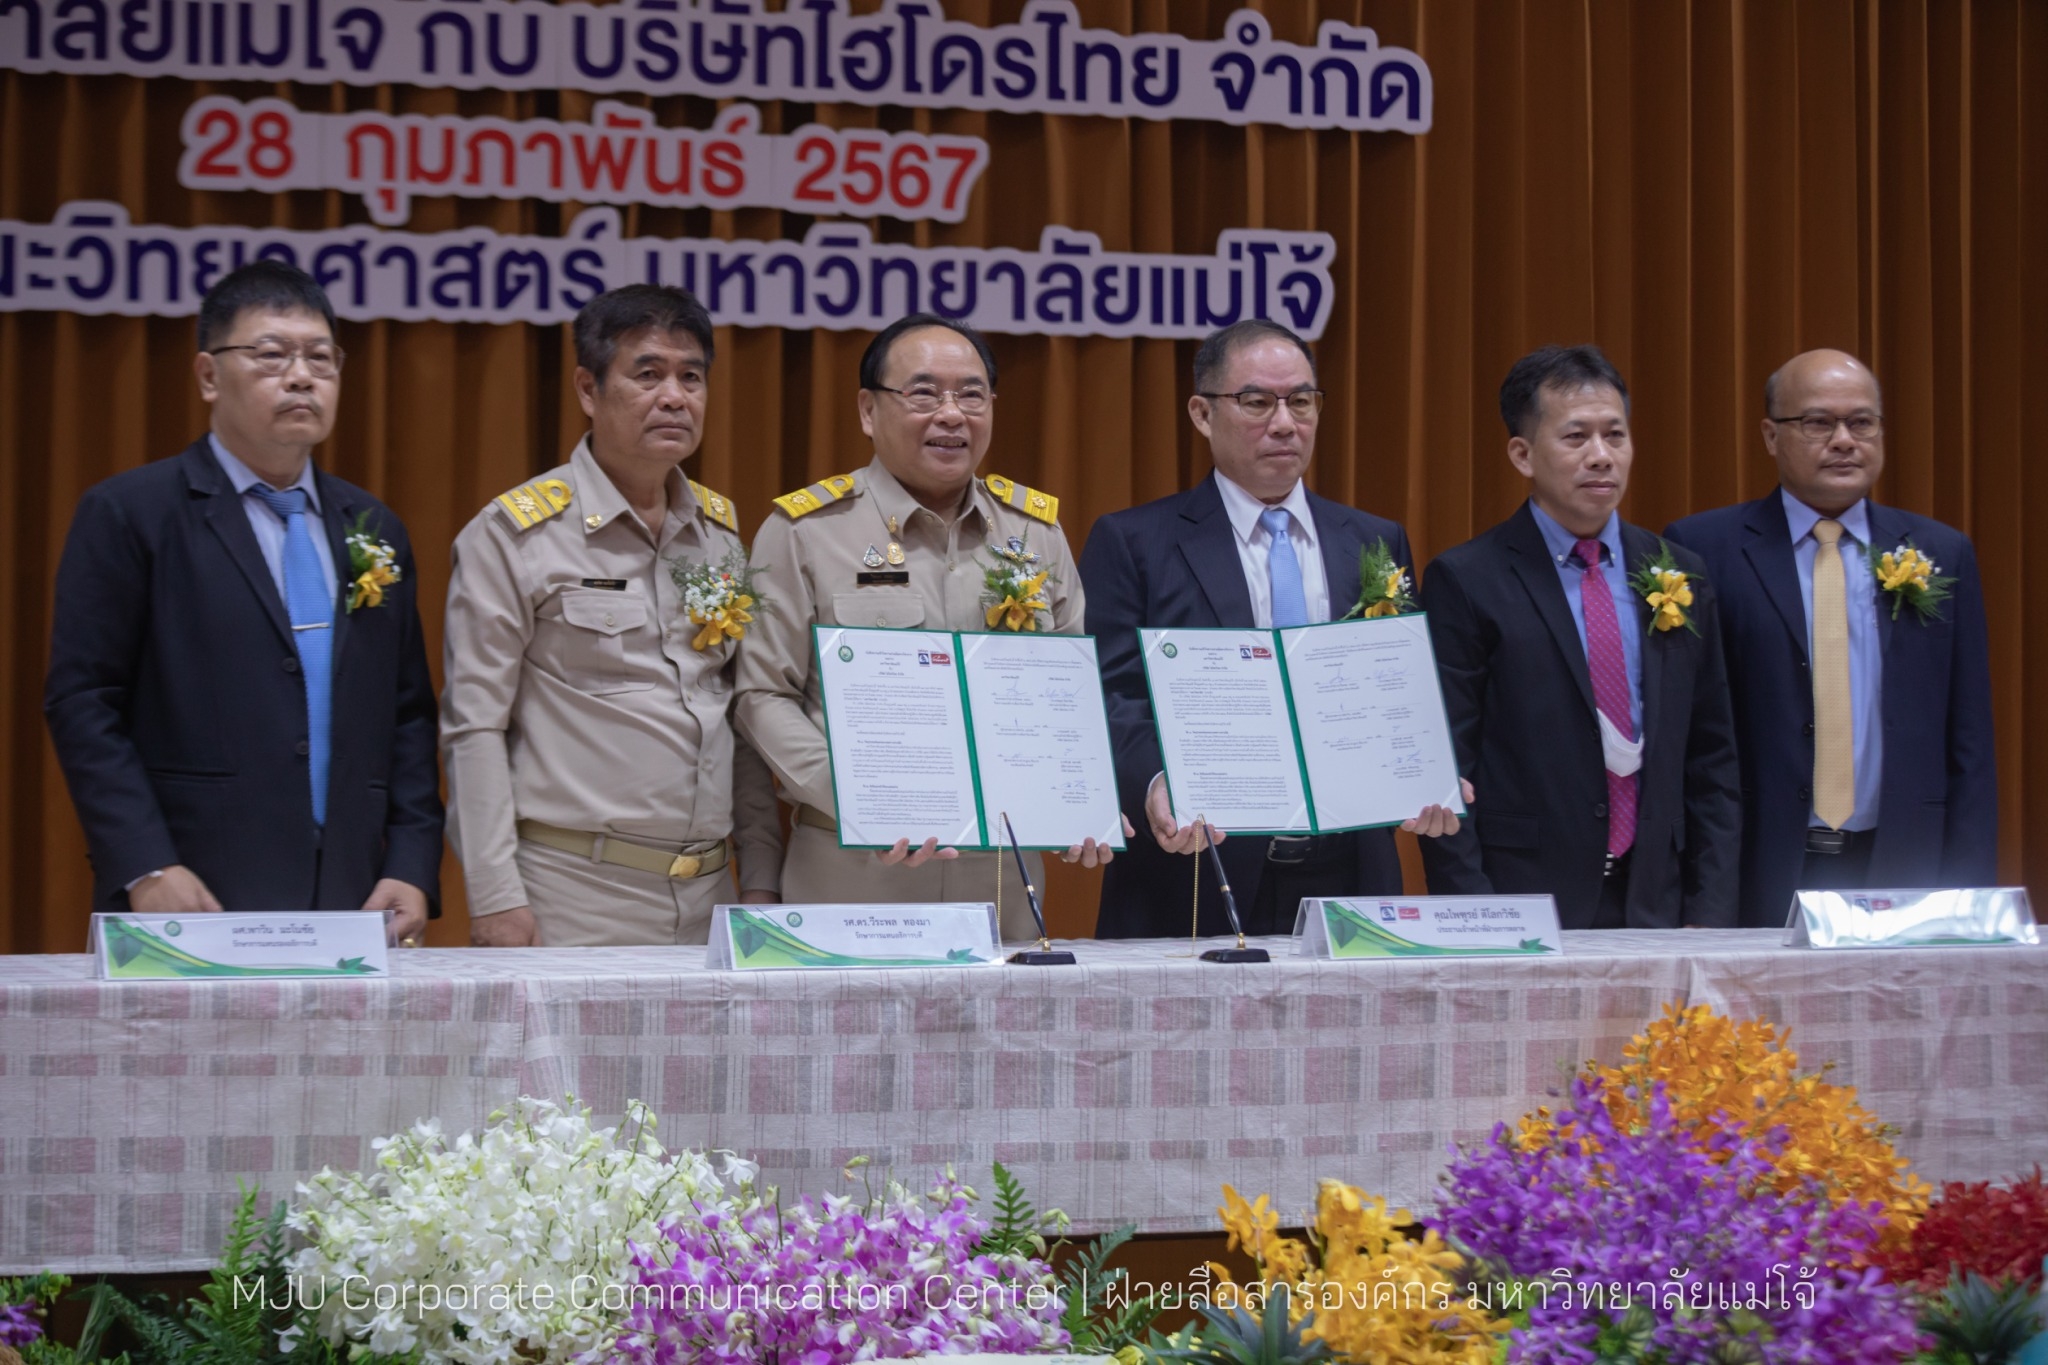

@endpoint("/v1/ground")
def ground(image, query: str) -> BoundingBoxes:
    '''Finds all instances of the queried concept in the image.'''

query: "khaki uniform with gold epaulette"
[733,456,1082,939]
[441,439,783,945]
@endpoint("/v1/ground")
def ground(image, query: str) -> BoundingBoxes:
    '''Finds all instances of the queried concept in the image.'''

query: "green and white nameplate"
[1784,887,2039,949]
[91,912,390,980]
[708,903,1002,971]
[1296,896,1563,959]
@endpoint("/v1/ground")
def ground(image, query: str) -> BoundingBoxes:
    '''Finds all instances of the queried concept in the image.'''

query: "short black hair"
[574,284,714,380]
[196,260,337,353]
[859,313,998,391]
[1191,319,1316,395]
[1498,345,1630,440]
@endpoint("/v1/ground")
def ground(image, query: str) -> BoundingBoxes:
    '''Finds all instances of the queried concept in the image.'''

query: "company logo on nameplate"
[708,904,1002,971]
[1295,897,1562,959]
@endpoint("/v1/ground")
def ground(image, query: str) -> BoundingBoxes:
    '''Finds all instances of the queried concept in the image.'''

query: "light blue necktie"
[1260,506,1310,628]
[251,486,332,827]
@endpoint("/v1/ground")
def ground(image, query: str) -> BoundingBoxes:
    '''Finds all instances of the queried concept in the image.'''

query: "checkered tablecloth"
[3,930,2043,1272]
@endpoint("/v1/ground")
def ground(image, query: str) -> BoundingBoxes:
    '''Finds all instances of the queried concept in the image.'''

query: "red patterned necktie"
[1573,538,1638,857]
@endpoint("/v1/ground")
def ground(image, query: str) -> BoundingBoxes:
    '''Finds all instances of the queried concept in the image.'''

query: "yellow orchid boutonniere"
[981,533,1054,631]
[1867,540,1956,621]
[343,512,401,612]
[1627,540,1700,634]
[1340,538,1418,620]
[670,547,768,650]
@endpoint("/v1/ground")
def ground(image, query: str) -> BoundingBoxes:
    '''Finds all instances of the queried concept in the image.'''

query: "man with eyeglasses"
[735,312,1117,938]
[1080,319,1466,940]
[44,260,442,942]
[441,284,784,947]
[1665,348,1995,924]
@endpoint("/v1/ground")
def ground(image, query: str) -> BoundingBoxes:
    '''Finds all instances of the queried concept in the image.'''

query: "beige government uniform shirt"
[442,440,783,929]
[734,456,1081,937]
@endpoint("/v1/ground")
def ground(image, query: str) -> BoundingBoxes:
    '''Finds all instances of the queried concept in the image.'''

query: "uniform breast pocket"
[549,590,652,695]
[830,591,926,630]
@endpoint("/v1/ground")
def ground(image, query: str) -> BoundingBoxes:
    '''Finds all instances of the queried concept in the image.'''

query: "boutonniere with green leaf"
[1340,538,1418,620]
[670,547,768,649]
[1628,541,1700,634]
[1867,540,1955,621]
[344,511,401,612]
[981,533,1054,632]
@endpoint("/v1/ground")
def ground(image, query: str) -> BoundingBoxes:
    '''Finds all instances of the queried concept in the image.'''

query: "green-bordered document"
[814,626,1126,852]
[1139,616,1465,835]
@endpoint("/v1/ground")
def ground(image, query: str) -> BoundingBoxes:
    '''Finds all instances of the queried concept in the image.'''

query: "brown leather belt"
[795,805,838,833]
[516,819,727,879]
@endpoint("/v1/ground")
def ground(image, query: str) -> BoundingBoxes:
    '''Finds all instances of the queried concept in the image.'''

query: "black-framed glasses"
[1198,388,1324,421]
[1769,412,1881,441]
[210,340,345,378]
[872,384,993,415]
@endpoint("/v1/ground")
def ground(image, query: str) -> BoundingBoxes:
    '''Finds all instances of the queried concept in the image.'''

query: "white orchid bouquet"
[285,1096,757,1364]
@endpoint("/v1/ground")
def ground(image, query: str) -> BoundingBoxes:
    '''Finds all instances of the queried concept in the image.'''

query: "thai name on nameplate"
[708,903,1003,971]
[1296,896,1564,959]
[90,911,392,980]
[1784,887,2039,949]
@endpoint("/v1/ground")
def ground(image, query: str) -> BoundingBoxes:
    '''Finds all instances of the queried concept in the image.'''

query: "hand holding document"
[1141,616,1465,835]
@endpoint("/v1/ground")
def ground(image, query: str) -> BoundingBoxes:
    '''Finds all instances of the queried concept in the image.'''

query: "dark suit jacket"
[1080,472,1410,939]
[1664,493,1996,925]
[1417,502,1741,928]
[44,438,443,915]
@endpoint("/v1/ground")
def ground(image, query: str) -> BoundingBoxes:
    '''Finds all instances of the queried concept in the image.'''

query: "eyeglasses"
[872,384,993,415]
[1769,412,1881,442]
[210,340,346,378]
[1199,388,1325,421]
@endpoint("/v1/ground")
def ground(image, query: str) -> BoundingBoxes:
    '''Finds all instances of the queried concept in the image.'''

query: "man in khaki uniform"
[735,313,1116,939]
[442,285,782,946]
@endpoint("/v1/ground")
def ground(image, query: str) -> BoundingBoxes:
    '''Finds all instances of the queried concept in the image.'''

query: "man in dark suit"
[45,261,442,941]
[1665,348,1996,926]
[1081,320,1464,939]
[1419,346,1740,929]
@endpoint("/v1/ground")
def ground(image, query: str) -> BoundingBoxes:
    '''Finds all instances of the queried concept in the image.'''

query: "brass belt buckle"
[667,853,702,879]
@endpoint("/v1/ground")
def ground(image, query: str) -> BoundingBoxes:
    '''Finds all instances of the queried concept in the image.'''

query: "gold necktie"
[1812,518,1855,829]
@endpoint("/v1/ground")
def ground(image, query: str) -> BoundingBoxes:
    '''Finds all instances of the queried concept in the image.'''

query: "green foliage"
[1141,1285,1331,1365]
[1057,1223,1157,1354]
[1,1272,128,1365]
[1913,1273,2047,1365]
[973,1161,1043,1259]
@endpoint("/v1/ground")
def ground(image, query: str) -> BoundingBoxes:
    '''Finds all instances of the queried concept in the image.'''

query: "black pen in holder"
[1002,812,1075,966]
[1196,815,1269,964]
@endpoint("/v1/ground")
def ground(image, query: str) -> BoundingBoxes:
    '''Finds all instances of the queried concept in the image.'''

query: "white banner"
[179,96,990,226]
[0,0,1431,135]
[0,201,1339,337]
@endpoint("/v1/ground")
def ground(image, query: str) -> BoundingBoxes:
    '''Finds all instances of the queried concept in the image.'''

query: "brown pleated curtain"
[1,0,2041,951]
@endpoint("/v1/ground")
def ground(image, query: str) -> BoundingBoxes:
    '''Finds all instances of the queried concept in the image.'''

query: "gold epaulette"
[492,478,573,531]
[689,479,738,533]
[772,471,858,518]
[983,473,1059,526]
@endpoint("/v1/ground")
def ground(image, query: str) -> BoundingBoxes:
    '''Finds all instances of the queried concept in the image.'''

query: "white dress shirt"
[1212,471,1331,626]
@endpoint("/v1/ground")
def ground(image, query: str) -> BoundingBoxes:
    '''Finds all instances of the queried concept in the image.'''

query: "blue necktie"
[251,486,332,827]
[1261,506,1310,628]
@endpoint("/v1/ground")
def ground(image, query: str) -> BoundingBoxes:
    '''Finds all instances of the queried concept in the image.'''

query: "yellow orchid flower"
[689,593,755,650]
[1878,549,1933,593]
[1644,568,1694,632]
[984,570,1050,631]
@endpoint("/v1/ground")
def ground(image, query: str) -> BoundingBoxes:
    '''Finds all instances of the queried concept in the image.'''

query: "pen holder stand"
[1199,945,1270,963]
[1009,947,1077,966]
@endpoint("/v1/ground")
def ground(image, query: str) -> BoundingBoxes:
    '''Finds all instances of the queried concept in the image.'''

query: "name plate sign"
[1296,896,1563,959]
[1784,887,2039,949]
[708,904,1002,971]
[90,912,390,980]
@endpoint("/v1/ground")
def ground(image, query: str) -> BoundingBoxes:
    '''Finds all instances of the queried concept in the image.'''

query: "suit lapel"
[1176,474,1255,627]
[1504,503,1598,718]
[1309,493,1365,617]
[1866,500,1902,659]
[187,443,294,648]
[1741,492,1810,662]
[1622,524,1663,745]
[318,471,357,670]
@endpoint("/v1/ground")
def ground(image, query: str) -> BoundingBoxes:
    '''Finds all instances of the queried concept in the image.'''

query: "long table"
[2,930,2043,1273]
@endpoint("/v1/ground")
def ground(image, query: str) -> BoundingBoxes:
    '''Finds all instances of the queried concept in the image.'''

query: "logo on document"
[919,649,954,666]
[1378,904,1398,923]
[838,645,855,662]
[1239,645,1273,660]
[1397,905,1421,921]
[785,912,804,928]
